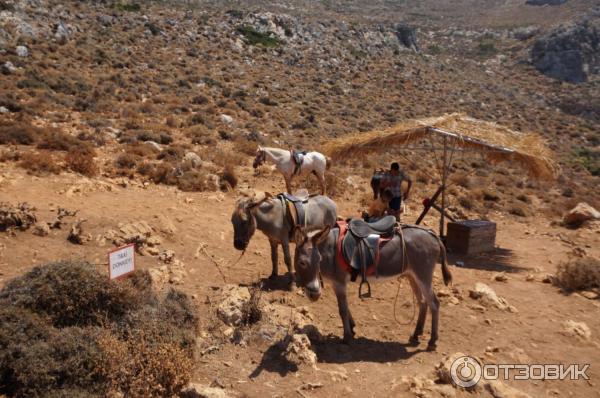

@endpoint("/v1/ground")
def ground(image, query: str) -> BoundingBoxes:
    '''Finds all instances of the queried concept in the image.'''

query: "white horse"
[252,147,330,194]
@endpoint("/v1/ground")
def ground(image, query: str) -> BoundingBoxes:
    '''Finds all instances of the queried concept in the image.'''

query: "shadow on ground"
[448,247,527,273]
[249,333,425,378]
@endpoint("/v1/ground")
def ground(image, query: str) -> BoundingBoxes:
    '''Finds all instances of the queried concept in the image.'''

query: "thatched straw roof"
[321,113,557,179]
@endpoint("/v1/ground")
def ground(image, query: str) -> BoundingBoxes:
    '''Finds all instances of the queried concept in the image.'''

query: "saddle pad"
[342,232,380,271]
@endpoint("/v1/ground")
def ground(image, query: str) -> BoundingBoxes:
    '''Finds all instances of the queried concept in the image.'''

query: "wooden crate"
[446,220,496,255]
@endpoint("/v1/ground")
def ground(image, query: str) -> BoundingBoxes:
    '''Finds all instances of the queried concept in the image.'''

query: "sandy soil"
[0,165,599,398]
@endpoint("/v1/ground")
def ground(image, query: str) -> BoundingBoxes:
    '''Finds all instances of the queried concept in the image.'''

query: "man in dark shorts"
[381,162,412,221]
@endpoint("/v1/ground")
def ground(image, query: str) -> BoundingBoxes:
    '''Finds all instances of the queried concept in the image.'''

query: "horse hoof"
[426,342,437,351]
[268,273,277,281]
[342,336,353,345]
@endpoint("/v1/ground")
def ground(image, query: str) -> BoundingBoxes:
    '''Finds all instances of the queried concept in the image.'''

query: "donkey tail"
[325,156,332,170]
[438,238,452,286]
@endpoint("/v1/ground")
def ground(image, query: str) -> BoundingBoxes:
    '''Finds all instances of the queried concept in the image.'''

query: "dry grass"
[555,257,600,292]
[321,113,557,179]
[19,151,62,175]
[0,261,198,397]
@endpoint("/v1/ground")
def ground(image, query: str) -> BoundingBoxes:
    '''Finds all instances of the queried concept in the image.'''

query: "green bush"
[113,2,141,12]
[236,26,283,47]
[572,146,600,176]
[477,40,497,56]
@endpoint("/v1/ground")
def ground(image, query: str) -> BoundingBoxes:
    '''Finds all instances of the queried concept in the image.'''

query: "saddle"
[336,215,397,298]
[291,150,307,176]
[279,192,310,234]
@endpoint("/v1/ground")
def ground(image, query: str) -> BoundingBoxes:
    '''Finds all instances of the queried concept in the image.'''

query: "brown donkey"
[294,225,452,350]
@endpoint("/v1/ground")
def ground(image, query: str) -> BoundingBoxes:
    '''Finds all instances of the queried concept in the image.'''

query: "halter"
[253,149,266,169]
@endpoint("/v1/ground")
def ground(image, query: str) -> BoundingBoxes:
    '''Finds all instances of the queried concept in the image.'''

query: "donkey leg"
[407,276,427,346]
[426,290,440,351]
[285,176,293,194]
[317,172,326,195]
[282,240,295,289]
[269,239,279,280]
[333,281,354,343]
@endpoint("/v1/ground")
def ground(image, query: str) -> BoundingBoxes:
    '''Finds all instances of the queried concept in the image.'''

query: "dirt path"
[0,167,598,397]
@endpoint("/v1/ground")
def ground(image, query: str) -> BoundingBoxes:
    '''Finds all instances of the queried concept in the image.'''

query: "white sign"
[108,244,135,280]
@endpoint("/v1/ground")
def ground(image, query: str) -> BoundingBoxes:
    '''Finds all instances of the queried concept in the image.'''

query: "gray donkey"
[294,225,452,350]
[231,193,337,286]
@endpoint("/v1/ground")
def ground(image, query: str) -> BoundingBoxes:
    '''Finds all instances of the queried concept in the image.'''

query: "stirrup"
[359,278,371,299]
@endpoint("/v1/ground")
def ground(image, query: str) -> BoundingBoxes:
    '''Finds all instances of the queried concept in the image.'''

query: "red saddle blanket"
[336,220,392,277]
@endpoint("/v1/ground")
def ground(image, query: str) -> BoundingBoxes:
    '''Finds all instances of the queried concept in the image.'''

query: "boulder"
[284,333,317,368]
[15,45,28,57]
[395,23,419,52]
[220,114,233,124]
[32,222,50,237]
[217,285,251,326]
[563,202,600,227]
[1,61,17,74]
[483,380,532,398]
[562,320,592,340]
[184,152,202,168]
[180,384,231,398]
[531,16,600,83]
[436,352,469,384]
[469,283,513,311]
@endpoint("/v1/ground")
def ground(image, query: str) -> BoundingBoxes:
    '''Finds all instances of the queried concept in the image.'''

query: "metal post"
[440,136,447,238]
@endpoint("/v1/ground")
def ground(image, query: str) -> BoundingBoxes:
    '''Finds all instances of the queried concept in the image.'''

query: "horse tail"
[437,237,452,286]
[325,156,332,170]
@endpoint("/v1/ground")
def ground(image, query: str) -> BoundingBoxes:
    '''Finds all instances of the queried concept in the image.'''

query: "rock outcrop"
[531,15,600,83]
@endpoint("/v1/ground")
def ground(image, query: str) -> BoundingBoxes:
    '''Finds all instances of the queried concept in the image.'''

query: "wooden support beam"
[415,185,443,225]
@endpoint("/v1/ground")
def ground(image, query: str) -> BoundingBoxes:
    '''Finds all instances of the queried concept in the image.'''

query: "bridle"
[253,149,266,169]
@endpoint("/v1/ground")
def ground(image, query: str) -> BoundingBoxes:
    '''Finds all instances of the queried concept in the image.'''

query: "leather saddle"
[338,215,397,298]
[291,150,307,176]
[280,193,309,233]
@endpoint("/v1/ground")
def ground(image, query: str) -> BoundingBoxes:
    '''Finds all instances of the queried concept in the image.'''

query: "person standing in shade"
[381,162,412,221]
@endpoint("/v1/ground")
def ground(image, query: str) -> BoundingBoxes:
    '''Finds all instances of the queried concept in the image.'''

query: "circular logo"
[450,356,482,388]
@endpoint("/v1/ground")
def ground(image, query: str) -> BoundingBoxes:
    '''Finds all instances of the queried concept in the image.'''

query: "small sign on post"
[108,244,135,280]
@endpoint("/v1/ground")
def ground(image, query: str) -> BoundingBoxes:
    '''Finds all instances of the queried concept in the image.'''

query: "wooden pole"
[440,135,447,238]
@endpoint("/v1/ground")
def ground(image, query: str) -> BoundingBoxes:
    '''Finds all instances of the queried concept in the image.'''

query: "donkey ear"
[312,226,331,245]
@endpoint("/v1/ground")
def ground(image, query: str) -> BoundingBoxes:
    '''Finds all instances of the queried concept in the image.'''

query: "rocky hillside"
[0,0,598,210]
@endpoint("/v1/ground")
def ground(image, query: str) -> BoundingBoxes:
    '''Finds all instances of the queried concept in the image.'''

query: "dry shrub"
[177,169,211,191]
[240,284,262,325]
[508,203,529,217]
[0,202,37,231]
[452,173,471,188]
[115,153,139,169]
[232,137,258,156]
[304,171,348,198]
[37,130,81,151]
[555,257,600,292]
[148,162,179,185]
[65,146,98,177]
[0,261,198,398]
[458,196,474,210]
[0,121,42,145]
[208,148,245,167]
[219,165,238,190]
[19,151,62,175]
[187,126,214,145]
